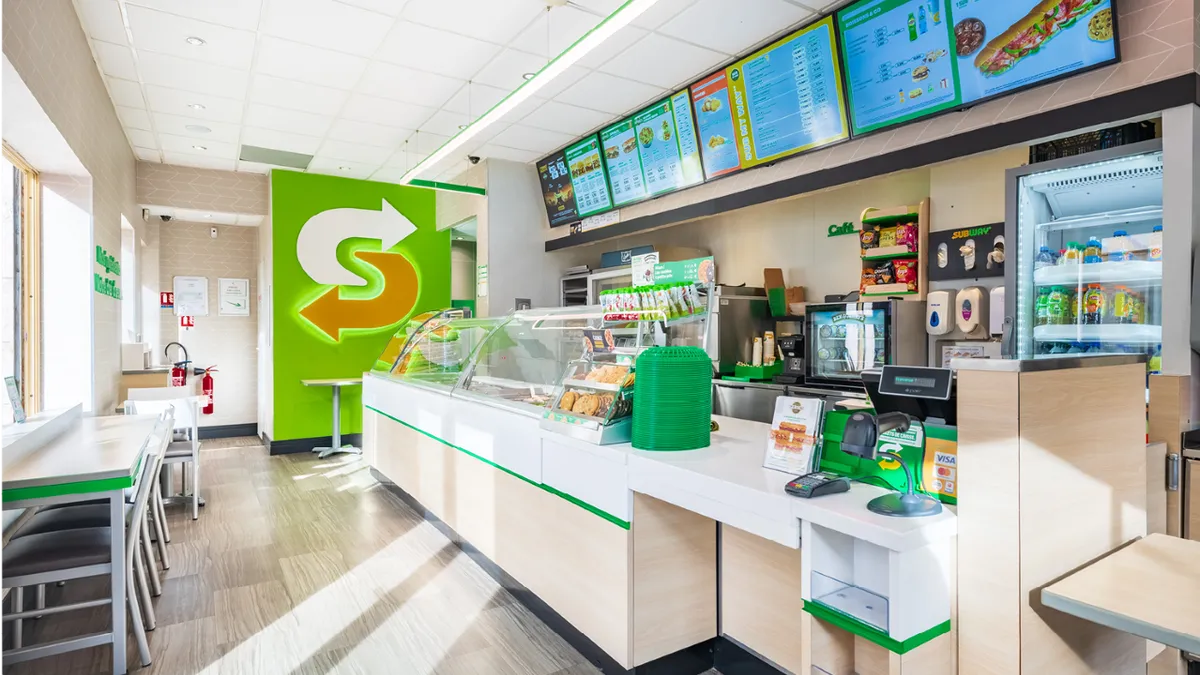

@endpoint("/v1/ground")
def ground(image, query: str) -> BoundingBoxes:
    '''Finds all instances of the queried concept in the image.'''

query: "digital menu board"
[837,0,1118,135]
[692,72,741,179]
[632,92,704,197]
[726,16,849,167]
[537,150,578,228]
[599,119,648,207]
[564,135,613,218]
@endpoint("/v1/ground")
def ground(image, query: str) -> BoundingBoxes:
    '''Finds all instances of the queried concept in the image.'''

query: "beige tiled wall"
[137,162,268,215]
[550,0,1196,241]
[159,221,258,427]
[4,0,139,412]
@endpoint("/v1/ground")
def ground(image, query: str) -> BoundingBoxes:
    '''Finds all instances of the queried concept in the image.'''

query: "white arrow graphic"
[296,198,417,287]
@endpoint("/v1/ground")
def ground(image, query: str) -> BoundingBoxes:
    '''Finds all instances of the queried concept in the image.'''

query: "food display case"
[1006,139,1164,360]
[805,300,927,389]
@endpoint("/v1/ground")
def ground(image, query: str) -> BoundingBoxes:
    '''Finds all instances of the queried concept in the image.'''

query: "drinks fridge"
[1005,140,1163,361]
[805,300,927,389]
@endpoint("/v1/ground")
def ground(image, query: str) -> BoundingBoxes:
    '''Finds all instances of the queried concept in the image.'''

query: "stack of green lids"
[632,346,712,451]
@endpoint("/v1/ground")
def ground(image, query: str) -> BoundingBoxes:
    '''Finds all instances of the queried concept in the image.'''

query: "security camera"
[468,156,481,165]
[159,214,173,222]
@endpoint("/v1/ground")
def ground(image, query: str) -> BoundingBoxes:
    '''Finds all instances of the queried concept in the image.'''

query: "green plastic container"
[632,346,712,451]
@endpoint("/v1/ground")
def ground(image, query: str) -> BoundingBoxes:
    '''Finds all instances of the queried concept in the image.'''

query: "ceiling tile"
[341,93,434,129]
[489,124,573,154]
[509,6,600,59]
[659,0,811,56]
[631,0,699,30]
[401,0,543,44]
[307,157,378,178]
[357,61,463,108]
[152,112,242,143]
[75,0,129,45]
[124,0,264,31]
[261,0,392,57]
[126,5,256,69]
[116,105,153,130]
[555,71,663,115]
[133,146,160,161]
[317,140,392,165]
[138,50,249,98]
[327,119,412,146]
[435,159,472,182]
[93,41,139,80]
[254,36,368,90]
[241,127,323,155]
[440,82,510,117]
[244,102,333,136]
[599,32,725,89]
[574,25,648,70]
[249,74,347,116]
[381,150,426,171]
[106,78,146,108]
[419,109,469,137]
[520,100,611,136]
[477,143,539,163]
[410,130,450,154]
[145,85,244,123]
[369,166,410,183]
[528,65,588,100]
[127,128,157,147]
[473,49,546,92]
[376,21,501,79]
[336,0,408,16]
[236,160,280,173]
[160,134,239,159]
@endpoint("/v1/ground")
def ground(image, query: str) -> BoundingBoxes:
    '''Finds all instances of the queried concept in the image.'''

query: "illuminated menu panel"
[536,150,578,228]
[632,94,704,197]
[599,119,648,207]
[564,136,613,218]
[691,72,741,180]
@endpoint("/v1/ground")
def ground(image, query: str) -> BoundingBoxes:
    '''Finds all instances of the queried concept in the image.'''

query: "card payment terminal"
[785,472,850,498]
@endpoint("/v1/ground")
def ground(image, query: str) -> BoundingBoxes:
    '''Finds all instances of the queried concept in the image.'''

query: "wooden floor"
[5,437,619,675]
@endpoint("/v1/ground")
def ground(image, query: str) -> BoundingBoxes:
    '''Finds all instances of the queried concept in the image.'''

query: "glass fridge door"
[807,303,890,386]
[1013,145,1163,360]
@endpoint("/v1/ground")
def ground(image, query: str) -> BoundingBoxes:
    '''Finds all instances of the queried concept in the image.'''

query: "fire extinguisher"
[166,342,191,387]
[201,366,218,415]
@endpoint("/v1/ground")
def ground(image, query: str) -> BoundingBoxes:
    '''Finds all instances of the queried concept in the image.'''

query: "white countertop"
[4,413,158,491]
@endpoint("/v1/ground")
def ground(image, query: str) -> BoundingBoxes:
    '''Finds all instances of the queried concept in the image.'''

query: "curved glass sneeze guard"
[373,310,507,392]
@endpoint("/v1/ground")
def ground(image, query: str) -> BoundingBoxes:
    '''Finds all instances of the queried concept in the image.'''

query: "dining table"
[2,412,159,675]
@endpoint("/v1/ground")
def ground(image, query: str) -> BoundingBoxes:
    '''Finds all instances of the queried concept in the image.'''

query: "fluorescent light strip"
[400,0,660,184]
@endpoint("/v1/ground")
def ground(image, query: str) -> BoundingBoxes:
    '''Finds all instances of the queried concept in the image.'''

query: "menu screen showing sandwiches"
[600,119,648,207]
[838,0,962,136]
[537,150,578,228]
[726,16,849,167]
[565,136,613,218]
[632,93,704,197]
[954,0,1116,104]
[691,71,741,180]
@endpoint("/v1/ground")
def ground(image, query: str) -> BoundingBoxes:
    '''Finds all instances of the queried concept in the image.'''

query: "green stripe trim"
[3,475,133,504]
[803,601,951,654]
[408,179,486,196]
[367,405,630,529]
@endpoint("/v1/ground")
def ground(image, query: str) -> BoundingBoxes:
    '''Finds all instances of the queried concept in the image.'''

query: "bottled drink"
[1035,246,1055,269]
[1108,230,1129,262]
[1064,243,1082,264]
[1149,224,1163,261]
[1111,286,1133,324]
[1067,342,1084,354]
[929,0,941,24]
[1148,345,1162,375]
[1049,342,1069,354]
[1068,287,1082,325]
[1046,286,1067,325]
[1034,288,1050,326]
[908,13,918,40]
[918,5,928,33]
[1086,342,1104,354]
[1083,284,1107,324]
[1083,237,1103,264]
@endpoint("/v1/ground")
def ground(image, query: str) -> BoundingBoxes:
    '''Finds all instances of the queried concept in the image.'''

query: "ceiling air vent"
[239,145,312,170]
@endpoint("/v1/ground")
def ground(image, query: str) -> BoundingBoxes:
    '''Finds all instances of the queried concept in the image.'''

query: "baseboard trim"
[374,470,759,675]
[270,434,362,455]
[713,635,787,675]
[198,423,258,439]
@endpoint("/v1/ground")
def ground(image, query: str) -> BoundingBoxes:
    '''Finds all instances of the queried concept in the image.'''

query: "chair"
[2,409,171,668]
[126,390,201,521]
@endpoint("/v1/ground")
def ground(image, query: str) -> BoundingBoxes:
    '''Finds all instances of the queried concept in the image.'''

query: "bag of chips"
[861,266,876,292]
[874,261,895,286]
[896,223,918,252]
[860,228,877,251]
[894,259,918,291]
[878,227,897,248]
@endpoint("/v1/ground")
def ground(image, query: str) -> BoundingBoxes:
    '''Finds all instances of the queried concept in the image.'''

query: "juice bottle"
[1064,243,1082,264]
[1111,286,1132,324]
[907,13,918,40]
[1148,345,1162,375]
[1034,288,1050,326]
[1083,284,1107,324]
[1083,237,1103,264]
[1108,230,1129,262]
[1057,249,1068,265]
[1046,286,1067,325]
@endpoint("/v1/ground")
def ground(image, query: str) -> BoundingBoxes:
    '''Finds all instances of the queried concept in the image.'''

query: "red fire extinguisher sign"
[160,292,174,308]
[180,315,194,328]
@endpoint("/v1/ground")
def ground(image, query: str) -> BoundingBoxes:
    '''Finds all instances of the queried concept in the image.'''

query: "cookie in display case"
[542,352,638,445]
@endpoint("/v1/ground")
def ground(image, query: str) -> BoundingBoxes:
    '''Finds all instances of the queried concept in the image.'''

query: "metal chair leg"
[127,568,152,667]
[134,540,156,632]
[151,491,171,570]
[191,458,199,520]
[12,586,23,648]
[34,583,45,619]
[141,516,162,597]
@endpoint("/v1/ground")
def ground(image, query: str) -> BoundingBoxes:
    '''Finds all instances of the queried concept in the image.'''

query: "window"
[2,143,41,423]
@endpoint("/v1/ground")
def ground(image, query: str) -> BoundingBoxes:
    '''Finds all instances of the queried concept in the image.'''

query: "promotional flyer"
[537,150,579,228]
[690,71,741,179]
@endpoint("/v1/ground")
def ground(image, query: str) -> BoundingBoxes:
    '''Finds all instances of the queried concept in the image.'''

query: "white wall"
[41,178,94,411]
[482,159,561,315]
[138,217,161,356]
[450,240,476,301]
[257,209,273,440]
[1161,105,1197,377]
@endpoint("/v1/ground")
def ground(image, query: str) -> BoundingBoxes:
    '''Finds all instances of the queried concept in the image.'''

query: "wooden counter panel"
[1018,363,1147,675]
[1148,374,1189,537]
[720,523,803,673]
[955,369,1020,675]
[632,493,716,666]
[804,614,854,675]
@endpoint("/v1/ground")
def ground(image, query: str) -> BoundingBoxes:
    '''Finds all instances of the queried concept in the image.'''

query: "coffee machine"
[773,333,805,384]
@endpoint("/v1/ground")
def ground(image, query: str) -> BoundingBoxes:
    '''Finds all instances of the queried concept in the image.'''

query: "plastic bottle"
[1067,342,1084,354]
[1064,243,1082,264]
[1108,230,1129,262]
[1049,342,1069,354]
[1149,224,1163,261]
[1083,237,1103,264]
[1057,249,1068,265]
[1035,246,1055,269]
[1046,286,1067,325]
[1083,284,1107,324]
[1034,288,1050,326]
[1148,345,1162,375]
[1111,286,1132,324]
[1086,342,1104,354]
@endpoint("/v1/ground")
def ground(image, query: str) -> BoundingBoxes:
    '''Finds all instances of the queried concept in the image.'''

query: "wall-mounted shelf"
[858,200,929,302]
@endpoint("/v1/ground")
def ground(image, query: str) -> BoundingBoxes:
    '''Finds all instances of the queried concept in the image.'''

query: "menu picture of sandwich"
[763,396,825,475]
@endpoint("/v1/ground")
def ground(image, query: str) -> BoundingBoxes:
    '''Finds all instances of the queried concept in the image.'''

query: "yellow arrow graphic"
[300,250,419,341]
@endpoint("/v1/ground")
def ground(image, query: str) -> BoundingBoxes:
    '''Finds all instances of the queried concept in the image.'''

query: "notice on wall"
[6,376,26,424]
[218,278,250,316]
[172,276,209,316]
[476,263,488,298]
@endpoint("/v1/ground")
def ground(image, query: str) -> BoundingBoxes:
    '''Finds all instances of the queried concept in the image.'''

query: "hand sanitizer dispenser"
[956,286,989,337]
[989,286,1005,336]
[927,290,954,336]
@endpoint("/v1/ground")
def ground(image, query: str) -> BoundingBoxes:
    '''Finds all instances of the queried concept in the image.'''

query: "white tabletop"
[3,414,158,492]
[302,378,363,387]
[1042,534,1200,654]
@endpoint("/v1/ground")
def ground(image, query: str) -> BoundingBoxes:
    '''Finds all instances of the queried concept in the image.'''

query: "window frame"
[5,142,42,416]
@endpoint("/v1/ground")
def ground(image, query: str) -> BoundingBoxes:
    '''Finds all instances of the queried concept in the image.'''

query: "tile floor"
[6,437,697,675]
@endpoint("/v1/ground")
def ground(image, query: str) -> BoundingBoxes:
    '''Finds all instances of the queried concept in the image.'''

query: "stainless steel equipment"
[707,285,774,373]
[805,300,927,389]
[712,380,868,423]
[774,333,805,384]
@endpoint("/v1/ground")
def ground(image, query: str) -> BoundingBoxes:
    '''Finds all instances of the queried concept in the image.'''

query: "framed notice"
[763,396,825,475]
[6,376,26,423]
[218,278,250,316]
[172,276,209,316]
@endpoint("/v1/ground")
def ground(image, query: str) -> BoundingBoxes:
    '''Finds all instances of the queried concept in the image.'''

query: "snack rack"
[859,199,929,301]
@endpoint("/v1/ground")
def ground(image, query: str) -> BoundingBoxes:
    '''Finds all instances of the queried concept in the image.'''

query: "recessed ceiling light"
[522,72,536,80]
[186,36,206,46]
[338,165,351,171]
[185,124,211,133]
[188,103,206,111]
[192,145,207,151]
[203,214,211,218]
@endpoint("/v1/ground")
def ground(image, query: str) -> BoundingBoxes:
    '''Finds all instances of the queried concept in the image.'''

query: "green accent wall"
[272,171,448,442]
